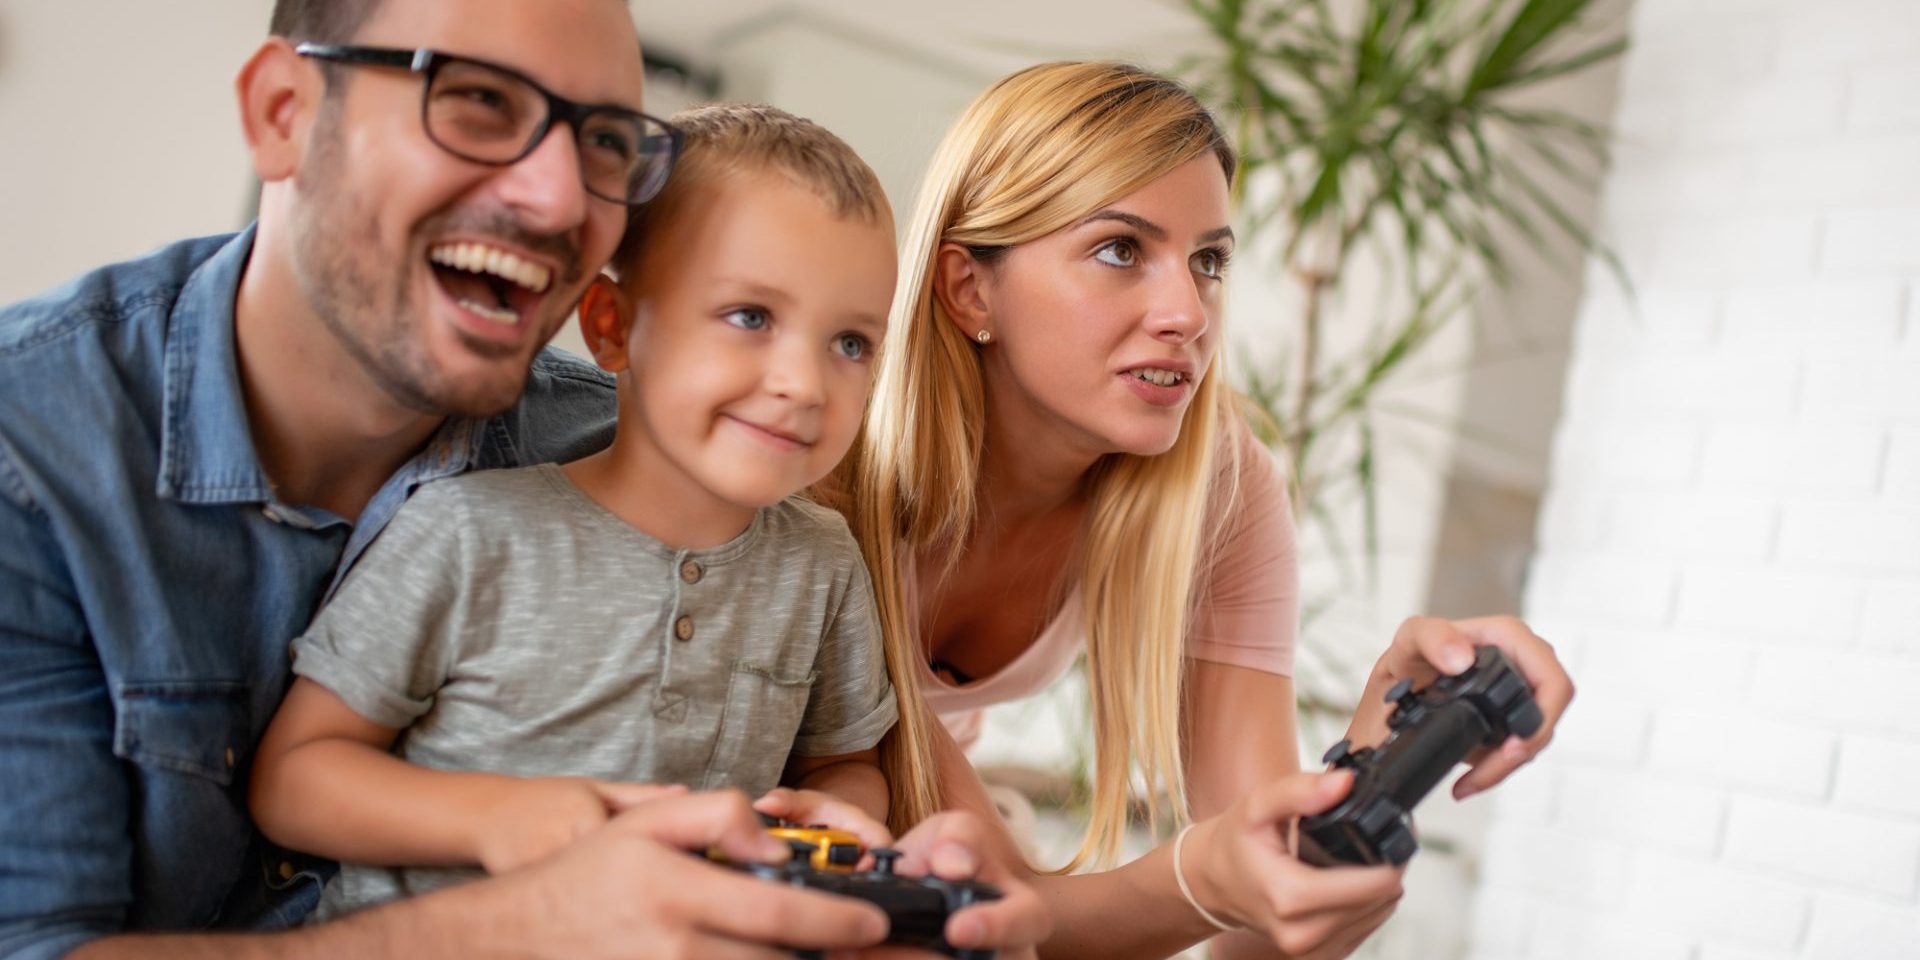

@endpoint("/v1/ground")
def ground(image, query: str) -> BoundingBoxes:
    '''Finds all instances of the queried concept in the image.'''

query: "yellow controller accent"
[766,823,864,872]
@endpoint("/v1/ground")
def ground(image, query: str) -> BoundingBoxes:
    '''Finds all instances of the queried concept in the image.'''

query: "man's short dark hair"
[268,0,384,43]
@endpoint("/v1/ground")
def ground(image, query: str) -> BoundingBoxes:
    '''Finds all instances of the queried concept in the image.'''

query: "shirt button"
[674,615,695,642]
[679,560,702,584]
[278,861,295,881]
[224,747,236,768]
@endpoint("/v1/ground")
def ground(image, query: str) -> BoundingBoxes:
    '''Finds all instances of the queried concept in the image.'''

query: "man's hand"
[475,777,686,874]
[482,789,894,960]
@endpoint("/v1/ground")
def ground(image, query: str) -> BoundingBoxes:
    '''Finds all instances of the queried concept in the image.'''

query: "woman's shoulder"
[1205,415,1293,537]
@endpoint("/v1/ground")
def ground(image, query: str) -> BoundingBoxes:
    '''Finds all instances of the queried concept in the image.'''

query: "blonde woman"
[833,62,1575,958]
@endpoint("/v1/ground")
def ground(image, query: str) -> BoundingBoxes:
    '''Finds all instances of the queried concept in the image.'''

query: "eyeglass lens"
[425,59,670,204]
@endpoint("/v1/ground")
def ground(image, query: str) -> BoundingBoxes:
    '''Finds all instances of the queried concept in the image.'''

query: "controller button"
[1323,739,1355,767]
[828,843,861,867]
[871,848,902,874]
[1357,797,1399,836]
[1386,677,1415,705]
[1487,671,1524,706]
[1380,827,1419,864]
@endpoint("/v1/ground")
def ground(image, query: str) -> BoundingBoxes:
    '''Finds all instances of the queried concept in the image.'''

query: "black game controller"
[729,842,1002,960]
[1298,644,1543,867]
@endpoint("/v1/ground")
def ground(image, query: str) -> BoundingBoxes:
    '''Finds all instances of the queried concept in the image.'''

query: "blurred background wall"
[1473,1,1920,958]
[1,1,1914,958]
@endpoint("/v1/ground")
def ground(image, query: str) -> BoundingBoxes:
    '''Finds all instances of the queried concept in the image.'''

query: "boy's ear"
[932,243,993,343]
[577,275,634,373]
[236,37,323,184]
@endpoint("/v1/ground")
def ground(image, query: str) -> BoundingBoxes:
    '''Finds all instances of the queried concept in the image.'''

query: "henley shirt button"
[674,615,695,642]
[277,861,295,881]
[679,560,702,584]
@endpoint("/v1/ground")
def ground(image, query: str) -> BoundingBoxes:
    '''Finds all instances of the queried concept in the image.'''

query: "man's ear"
[932,243,994,342]
[236,37,323,183]
[577,275,635,373]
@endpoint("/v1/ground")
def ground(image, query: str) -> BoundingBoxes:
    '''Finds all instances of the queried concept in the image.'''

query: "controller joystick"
[1298,645,1542,867]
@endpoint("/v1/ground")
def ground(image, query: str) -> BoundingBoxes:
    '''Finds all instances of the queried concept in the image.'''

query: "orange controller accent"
[766,821,864,872]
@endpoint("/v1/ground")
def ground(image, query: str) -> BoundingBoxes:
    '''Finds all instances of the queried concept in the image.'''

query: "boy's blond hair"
[610,102,893,283]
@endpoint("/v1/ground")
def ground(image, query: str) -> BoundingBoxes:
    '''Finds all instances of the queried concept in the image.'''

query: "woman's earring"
[975,329,993,344]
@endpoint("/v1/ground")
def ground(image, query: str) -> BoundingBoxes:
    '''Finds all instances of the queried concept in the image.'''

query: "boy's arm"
[250,678,661,872]
[783,748,889,824]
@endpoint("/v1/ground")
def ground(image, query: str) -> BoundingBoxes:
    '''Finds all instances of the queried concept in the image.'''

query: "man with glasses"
[0,1,1044,958]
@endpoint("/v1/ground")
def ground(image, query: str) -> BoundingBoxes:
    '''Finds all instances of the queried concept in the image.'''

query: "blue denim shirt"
[0,229,615,959]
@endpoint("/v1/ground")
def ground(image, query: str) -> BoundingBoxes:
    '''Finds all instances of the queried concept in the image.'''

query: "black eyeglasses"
[295,43,681,206]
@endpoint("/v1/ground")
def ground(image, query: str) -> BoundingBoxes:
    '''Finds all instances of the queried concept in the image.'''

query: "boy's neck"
[562,438,758,550]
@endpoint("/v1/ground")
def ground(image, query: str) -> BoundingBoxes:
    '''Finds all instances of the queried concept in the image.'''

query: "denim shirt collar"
[153,225,495,515]
[157,226,273,506]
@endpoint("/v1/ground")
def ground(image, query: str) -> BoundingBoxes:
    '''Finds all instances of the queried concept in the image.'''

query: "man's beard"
[288,111,584,419]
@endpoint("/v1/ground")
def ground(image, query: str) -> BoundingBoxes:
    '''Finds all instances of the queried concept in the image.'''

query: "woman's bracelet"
[1172,823,1239,933]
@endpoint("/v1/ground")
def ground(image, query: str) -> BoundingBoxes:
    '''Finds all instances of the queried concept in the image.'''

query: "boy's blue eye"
[724,307,769,331]
[833,333,870,361]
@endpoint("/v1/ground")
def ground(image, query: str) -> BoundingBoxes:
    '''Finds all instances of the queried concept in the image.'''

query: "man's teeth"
[428,242,552,293]
[457,298,520,326]
[1132,368,1186,387]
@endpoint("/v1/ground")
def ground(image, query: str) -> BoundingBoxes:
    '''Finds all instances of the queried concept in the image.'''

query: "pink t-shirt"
[918,434,1300,748]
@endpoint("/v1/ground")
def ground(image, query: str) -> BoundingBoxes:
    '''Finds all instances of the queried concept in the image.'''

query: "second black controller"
[1298,645,1543,867]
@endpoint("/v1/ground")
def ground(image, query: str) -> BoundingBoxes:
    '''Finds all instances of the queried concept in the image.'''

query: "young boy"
[248,104,902,917]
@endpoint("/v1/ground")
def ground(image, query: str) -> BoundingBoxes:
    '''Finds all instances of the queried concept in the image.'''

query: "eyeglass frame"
[293,43,683,206]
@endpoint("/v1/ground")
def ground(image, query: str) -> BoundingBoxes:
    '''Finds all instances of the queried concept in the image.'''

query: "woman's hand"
[1188,770,1403,958]
[858,810,1053,960]
[1347,615,1575,800]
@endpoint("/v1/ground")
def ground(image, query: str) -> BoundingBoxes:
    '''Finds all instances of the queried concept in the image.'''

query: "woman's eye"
[1094,238,1138,268]
[723,307,769,331]
[1193,249,1230,279]
[833,333,871,361]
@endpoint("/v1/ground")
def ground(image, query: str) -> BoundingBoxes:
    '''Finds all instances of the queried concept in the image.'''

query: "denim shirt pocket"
[113,681,250,785]
[110,681,255,929]
[700,661,817,792]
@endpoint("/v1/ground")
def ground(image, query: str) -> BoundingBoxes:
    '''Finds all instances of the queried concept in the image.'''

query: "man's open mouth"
[427,241,553,327]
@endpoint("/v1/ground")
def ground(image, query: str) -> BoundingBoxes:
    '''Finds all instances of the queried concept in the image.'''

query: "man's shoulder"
[492,348,616,468]
[0,233,236,358]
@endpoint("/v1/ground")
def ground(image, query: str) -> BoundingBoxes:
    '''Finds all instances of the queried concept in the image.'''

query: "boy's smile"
[582,168,895,547]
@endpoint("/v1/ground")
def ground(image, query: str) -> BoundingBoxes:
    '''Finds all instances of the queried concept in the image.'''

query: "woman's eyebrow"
[1077,210,1166,240]
[1076,210,1235,246]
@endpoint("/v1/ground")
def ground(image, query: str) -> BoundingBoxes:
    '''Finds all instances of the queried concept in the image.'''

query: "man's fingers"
[607,790,787,863]
[690,863,889,949]
[1243,770,1354,829]
[593,780,688,812]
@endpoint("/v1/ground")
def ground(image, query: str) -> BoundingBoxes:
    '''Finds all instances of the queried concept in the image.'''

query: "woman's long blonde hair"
[838,61,1242,869]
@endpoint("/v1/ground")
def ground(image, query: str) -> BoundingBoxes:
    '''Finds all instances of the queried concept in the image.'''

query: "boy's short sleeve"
[292,485,472,729]
[792,558,897,757]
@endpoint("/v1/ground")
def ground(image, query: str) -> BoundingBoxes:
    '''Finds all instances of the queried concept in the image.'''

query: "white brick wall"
[1470,0,1920,956]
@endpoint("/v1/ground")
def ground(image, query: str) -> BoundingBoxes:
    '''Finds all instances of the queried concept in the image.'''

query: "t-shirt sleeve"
[1186,426,1299,677]
[792,550,898,757]
[292,484,472,729]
